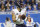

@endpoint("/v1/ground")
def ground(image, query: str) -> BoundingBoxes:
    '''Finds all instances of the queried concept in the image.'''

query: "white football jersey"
[25,17,33,23]
[25,18,33,26]
[5,21,12,27]
[21,8,26,15]
[12,9,24,24]
[12,9,21,20]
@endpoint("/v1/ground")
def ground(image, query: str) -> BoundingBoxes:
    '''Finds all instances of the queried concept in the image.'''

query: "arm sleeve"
[31,18,33,23]
[25,17,27,22]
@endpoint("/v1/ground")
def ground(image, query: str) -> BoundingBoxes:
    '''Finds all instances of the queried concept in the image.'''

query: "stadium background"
[0,0,40,27]
[0,13,40,27]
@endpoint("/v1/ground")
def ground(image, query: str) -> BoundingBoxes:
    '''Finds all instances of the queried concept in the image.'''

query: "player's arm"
[25,17,28,21]
[25,11,26,15]
[12,13,16,22]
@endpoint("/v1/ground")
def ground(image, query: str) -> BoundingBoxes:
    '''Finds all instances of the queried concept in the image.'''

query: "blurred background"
[0,0,40,27]
[0,0,40,12]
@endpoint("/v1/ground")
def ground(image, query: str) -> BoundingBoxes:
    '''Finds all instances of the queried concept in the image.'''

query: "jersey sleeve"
[31,18,33,23]
[25,17,27,21]
[21,9,26,15]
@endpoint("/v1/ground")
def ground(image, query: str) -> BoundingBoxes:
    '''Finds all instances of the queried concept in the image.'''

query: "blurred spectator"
[25,0,31,5]
[0,1,1,8]
[15,0,20,8]
[1,4,5,12]
[33,5,37,11]
[25,14,33,26]
[0,0,39,12]
[20,0,24,3]
[12,1,15,6]
[1,0,5,4]
[5,0,9,4]
[32,0,34,5]
[12,0,15,1]
[5,17,11,23]
[6,2,11,7]
[5,17,12,27]
[0,8,1,11]
[31,0,36,6]
[20,0,25,4]
[27,5,32,11]
[17,0,20,6]
[24,4,27,8]
[38,2,40,10]
[6,6,10,12]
